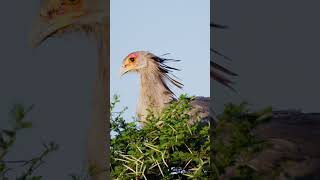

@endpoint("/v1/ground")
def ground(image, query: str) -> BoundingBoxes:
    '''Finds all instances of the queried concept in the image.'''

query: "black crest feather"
[150,54,183,96]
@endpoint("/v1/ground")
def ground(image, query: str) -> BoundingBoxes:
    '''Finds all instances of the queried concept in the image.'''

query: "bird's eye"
[129,57,135,62]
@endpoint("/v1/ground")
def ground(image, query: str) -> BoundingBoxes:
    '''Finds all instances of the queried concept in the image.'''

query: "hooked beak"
[30,10,105,48]
[119,65,134,77]
[119,66,128,77]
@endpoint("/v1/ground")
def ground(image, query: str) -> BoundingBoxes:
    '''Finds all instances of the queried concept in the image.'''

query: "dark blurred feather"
[210,22,237,90]
[210,23,229,29]
[211,61,237,76]
[210,48,232,61]
[211,62,237,91]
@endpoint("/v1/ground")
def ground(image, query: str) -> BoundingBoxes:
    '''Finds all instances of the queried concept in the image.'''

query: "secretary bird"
[120,51,236,124]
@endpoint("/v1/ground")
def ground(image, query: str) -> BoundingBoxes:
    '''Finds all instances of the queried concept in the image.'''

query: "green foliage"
[111,94,210,179]
[0,104,58,180]
[212,102,272,179]
[111,96,272,179]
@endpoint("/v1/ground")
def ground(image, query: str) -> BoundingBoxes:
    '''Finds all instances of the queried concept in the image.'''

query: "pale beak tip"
[119,68,125,77]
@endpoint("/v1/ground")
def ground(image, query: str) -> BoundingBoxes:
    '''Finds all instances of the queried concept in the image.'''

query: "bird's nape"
[150,55,184,90]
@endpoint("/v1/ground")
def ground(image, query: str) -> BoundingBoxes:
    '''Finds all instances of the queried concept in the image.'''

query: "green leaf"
[20,122,33,129]
[0,163,6,172]
[31,176,42,180]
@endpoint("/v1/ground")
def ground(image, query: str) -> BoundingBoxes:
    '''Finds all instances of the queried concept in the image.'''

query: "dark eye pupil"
[69,0,79,3]
[129,58,135,62]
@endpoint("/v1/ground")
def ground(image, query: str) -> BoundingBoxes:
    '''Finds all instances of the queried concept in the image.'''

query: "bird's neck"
[137,63,175,120]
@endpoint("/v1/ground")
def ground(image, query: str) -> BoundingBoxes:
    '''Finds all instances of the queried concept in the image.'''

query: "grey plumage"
[120,51,213,124]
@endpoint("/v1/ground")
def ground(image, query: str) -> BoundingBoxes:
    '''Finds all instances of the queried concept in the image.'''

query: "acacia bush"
[110,96,272,179]
[0,97,272,179]
[111,95,210,179]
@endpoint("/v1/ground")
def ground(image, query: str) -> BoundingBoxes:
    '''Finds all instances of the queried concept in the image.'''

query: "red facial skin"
[128,53,138,59]
[40,0,85,21]
[123,53,139,68]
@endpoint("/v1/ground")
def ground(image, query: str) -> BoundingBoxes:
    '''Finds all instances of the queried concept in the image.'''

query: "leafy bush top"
[111,96,272,180]
[111,95,210,179]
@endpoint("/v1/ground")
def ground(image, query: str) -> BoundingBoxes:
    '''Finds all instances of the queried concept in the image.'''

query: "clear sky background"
[110,0,210,120]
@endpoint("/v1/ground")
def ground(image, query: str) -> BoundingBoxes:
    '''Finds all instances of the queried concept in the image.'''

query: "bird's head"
[31,0,106,47]
[119,51,151,76]
[120,51,183,89]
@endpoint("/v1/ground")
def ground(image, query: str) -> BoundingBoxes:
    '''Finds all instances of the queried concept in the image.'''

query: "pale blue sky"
[110,0,210,119]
